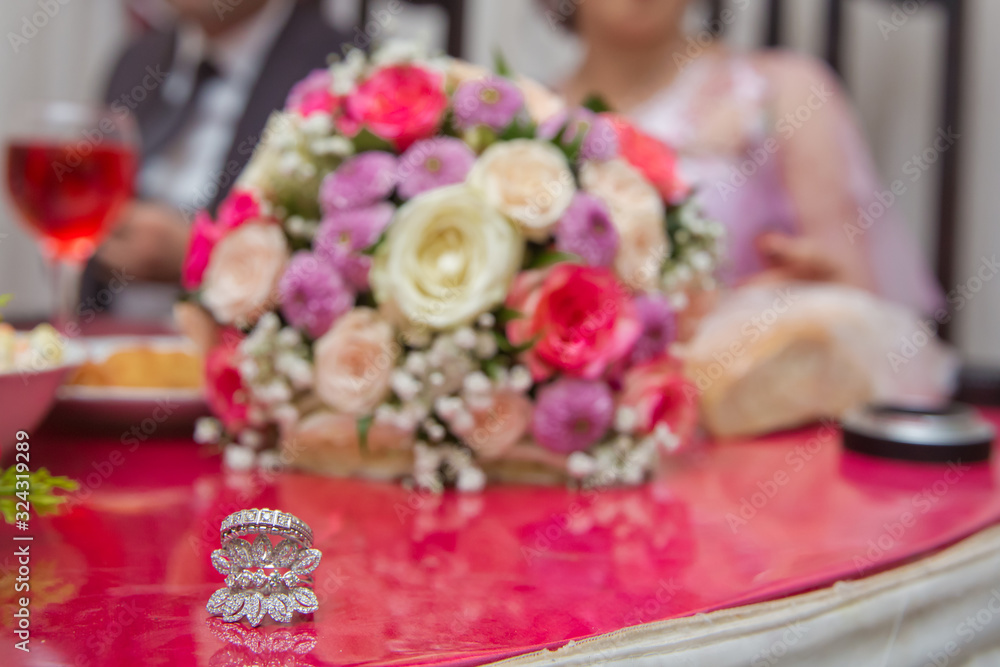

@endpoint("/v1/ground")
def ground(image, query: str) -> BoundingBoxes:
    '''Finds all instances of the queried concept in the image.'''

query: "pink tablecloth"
[2,410,999,666]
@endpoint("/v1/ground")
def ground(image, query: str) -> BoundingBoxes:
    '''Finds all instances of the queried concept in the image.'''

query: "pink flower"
[620,355,698,445]
[182,212,223,291]
[285,69,340,117]
[605,114,689,204]
[205,333,249,433]
[217,189,262,229]
[452,390,533,460]
[342,65,447,150]
[531,379,614,453]
[506,264,641,380]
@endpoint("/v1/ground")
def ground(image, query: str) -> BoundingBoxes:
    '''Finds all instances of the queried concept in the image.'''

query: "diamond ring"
[207,508,321,626]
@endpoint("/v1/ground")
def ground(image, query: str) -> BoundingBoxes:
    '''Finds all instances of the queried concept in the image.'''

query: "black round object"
[840,403,995,463]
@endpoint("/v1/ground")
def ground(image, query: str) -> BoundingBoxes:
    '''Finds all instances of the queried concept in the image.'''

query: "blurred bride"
[545,0,953,436]
[551,0,941,314]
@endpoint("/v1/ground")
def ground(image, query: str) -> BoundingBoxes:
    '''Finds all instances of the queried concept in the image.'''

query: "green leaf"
[498,118,538,142]
[0,465,78,524]
[493,49,513,78]
[360,230,388,256]
[530,250,580,269]
[492,330,540,355]
[581,93,613,114]
[357,415,373,455]
[497,307,524,326]
[0,294,12,309]
[352,128,394,153]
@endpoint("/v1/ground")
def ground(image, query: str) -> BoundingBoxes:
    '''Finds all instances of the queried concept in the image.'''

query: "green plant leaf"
[497,307,524,326]
[581,93,613,114]
[0,466,78,524]
[352,128,394,153]
[493,49,513,78]
[357,415,373,455]
[530,250,580,269]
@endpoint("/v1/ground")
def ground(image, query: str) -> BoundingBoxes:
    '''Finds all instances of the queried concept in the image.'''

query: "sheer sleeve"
[758,51,944,314]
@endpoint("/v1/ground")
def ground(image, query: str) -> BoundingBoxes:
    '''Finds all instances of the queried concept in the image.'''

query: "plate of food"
[0,323,86,447]
[54,336,209,432]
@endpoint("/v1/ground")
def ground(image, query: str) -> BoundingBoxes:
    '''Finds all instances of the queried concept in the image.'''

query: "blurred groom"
[85,0,348,320]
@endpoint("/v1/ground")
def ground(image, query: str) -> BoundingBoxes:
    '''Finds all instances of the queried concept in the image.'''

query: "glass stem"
[50,258,83,333]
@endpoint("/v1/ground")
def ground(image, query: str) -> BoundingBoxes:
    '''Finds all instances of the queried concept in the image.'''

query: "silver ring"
[207,508,321,626]
[220,508,314,548]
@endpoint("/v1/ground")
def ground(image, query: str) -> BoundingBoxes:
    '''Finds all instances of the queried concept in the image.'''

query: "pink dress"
[627,52,942,314]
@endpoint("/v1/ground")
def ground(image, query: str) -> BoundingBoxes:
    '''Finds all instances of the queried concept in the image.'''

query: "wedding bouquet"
[177,43,723,491]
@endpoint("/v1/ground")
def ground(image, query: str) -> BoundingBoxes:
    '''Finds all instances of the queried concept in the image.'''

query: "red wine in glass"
[6,141,136,260]
[4,102,138,330]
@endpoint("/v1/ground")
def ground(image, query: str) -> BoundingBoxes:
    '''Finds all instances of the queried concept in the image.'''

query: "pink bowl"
[0,362,78,449]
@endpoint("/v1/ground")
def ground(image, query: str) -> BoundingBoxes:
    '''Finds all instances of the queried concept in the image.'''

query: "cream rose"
[581,158,669,291]
[314,308,398,416]
[370,184,523,330]
[468,139,575,241]
[516,76,566,124]
[201,222,289,324]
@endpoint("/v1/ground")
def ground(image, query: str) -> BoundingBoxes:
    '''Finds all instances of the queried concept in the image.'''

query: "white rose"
[370,184,523,330]
[314,308,398,416]
[468,139,575,241]
[202,223,289,324]
[581,158,669,290]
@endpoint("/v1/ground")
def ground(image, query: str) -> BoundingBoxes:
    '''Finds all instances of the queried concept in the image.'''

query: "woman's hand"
[746,231,850,286]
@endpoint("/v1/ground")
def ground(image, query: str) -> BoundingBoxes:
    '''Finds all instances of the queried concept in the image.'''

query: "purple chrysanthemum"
[554,193,619,267]
[531,379,615,453]
[279,252,355,339]
[397,137,476,200]
[539,108,619,162]
[319,151,398,213]
[314,203,394,291]
[629,293,678,365]
[452,75,524,130]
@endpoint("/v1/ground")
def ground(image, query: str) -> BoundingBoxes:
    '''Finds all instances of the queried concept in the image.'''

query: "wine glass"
[4,101,138,330]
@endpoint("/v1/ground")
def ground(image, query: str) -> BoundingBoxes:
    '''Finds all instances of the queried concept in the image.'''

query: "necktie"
[143,58,220,159]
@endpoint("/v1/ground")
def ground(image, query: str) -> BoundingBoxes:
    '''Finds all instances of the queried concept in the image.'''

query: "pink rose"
[313,308,398,416]
[620,355,698,445]
[452,390,533,460]
[285,69,340,117]
[217,189,262,229]
[201,223,290,324]
[506,264,641,380]
[205,333,249,432]
[342,65,447,150]
[182,212,224,291]
[605,114,689,204]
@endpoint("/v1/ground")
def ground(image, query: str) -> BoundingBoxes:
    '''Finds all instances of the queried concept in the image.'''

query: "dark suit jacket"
[83,0,347,308]
[105,0,348,213]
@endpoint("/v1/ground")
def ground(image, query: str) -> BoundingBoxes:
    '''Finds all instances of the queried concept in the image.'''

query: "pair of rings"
[206,508,321,626]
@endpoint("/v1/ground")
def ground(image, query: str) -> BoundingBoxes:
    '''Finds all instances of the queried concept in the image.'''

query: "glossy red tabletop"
[3,410,1000,667]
